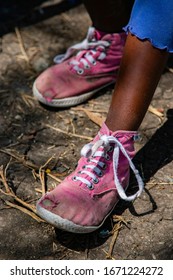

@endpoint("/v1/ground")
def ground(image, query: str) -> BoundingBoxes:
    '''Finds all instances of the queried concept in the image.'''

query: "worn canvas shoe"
[33,27,126,107]
[36,123,144,233]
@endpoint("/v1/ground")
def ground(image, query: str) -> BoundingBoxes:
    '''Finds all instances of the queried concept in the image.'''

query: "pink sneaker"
[33,27,126,107]
[36,123,144,233]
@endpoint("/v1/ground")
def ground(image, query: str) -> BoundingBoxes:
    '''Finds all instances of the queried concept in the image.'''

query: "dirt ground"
[0,1,173,260]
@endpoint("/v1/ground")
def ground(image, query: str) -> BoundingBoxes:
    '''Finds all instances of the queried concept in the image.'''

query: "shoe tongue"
[99,122,113,136]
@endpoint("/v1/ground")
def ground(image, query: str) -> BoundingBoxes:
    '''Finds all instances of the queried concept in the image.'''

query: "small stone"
[14,115,22,120]
[32,57,49,73]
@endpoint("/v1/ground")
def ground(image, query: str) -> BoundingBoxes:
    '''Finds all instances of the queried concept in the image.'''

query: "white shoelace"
[53,27,110,74]
[73,135,144,202]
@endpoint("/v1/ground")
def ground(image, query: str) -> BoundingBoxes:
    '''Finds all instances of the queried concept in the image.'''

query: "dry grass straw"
[148,105,164,118]
[0,148,39,170]
[15,27,30,64]
[72,106,106,127]
[106,215,129,259]
[0,148,63,187]
[0,165,44,223]
[20,93,36,109]
[38,155,58,195]
[0,151,63,223]
[5,200,43,223]
[46,124,93,141]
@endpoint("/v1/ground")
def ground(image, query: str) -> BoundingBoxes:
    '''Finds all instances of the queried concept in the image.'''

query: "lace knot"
[74,133,144,201]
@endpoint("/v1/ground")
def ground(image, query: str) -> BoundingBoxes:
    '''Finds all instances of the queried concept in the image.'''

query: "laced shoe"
[36,123,144,233]
[33,27,126,107]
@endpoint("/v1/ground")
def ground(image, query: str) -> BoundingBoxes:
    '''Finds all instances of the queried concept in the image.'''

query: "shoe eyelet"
[92,178,99,184]
[105,154,110,161]
[108,146,113,152]
[82,165,86,169]
[72,176,78,181]
[77,69,84,75]
[98,171,103,177]
[102,163,107,170]
[92,60,96,65]
[88,184,94,190]
[84,65,90,69]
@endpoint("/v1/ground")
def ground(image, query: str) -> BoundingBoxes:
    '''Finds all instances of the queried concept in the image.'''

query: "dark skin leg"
[84,1,168,132]
[83,0,134,33]
[105,33,168,131]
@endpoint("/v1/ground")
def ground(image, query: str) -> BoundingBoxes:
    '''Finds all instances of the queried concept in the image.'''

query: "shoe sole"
[33,81,114,108]
[36,198,120,234]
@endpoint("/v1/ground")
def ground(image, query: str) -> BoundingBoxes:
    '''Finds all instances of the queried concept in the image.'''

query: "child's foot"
[33,27,126,107]
[36,123,144,233]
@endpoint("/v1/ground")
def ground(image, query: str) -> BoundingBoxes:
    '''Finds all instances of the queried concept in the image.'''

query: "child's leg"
[106,33,168,132]
[104,0,173,132]
[83,0,134,33]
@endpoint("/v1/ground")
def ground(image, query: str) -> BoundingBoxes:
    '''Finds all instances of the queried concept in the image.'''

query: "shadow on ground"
[134,109,173,183]
[0,0,82,36]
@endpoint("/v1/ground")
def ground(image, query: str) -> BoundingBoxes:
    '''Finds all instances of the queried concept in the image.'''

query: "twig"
[21,93,36,108]
[38,155,56,195]
[148,105,164,118]
[0,149,39,170]
[0,164,36,213]
[106,215,129,259]
[40,155,56,170]
[146,182,173,185]
[35,188,43,194]
[102,249,115,260]
[70,119,76,134]
[0,153,55,224]
[46,124,93,141]
[39,169,46,195]
[0,188,36,212]
[113,215,129,226]
[146,181,173,190]
[71,106,108,113]
[47,173,62,183]
[4,159,12,178]
[0,165,10,193]
[106,222,122,259]
[15,27,30,63]
[5,200,44,223]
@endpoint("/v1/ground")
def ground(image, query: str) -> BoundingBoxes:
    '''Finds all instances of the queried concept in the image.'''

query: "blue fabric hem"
[124,25,173,53]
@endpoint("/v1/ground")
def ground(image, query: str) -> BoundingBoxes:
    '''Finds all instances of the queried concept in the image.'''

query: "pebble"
[32,57,49,73]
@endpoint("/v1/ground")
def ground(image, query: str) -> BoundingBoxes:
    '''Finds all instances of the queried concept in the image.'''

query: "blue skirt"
[124,0,173,53]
